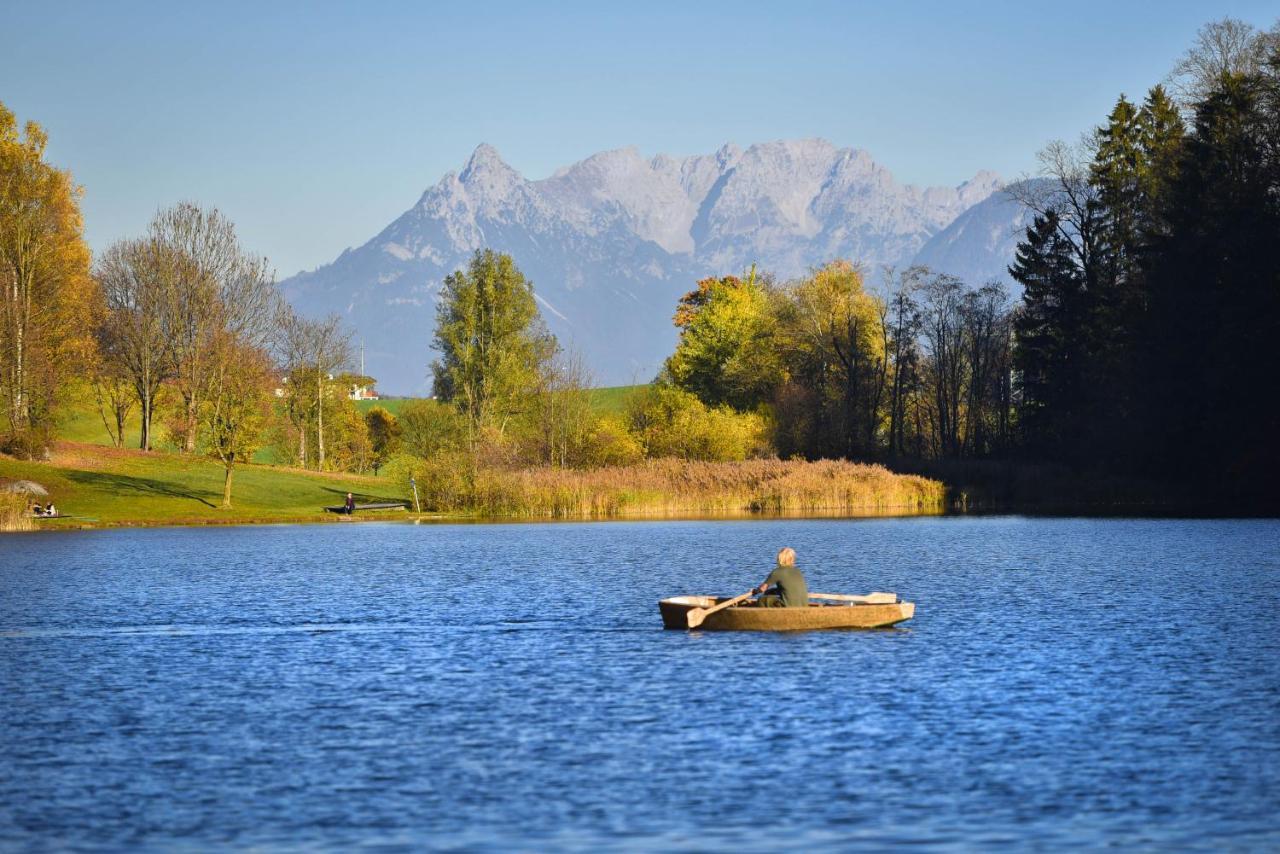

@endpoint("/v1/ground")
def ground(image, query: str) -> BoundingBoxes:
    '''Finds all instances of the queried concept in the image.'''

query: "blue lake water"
[2,517,1278,851]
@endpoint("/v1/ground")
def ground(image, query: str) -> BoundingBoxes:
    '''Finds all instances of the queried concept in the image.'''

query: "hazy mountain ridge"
[281,140,1028,393]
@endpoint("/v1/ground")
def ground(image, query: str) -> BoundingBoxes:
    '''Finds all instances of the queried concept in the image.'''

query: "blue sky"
[2,1,1276,277]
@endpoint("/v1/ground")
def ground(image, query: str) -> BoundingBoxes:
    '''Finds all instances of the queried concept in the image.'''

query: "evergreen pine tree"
[1009,211,1087,459]
[1145,66,1280,495]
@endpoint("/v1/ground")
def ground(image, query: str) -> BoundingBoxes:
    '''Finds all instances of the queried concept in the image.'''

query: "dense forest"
[1,18,1276,510]
[650,19,1280,502]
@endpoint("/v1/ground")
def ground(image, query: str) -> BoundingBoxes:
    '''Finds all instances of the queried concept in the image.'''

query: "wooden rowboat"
[658,593,915,631]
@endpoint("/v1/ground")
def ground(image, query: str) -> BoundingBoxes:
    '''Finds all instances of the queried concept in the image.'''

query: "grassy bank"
[416,458,945,518]
[1,442,943,530]
[0,443,400,529]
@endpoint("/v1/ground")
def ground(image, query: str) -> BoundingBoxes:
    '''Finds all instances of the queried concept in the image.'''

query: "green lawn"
[353,397,414,416]
[1,444,403,528]
[584,385,645,416]
[354,387,646,419]
[57,393,158,448]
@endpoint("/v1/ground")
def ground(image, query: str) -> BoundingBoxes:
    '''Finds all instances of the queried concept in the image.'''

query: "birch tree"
[277,308,350,469]
[0,102,95,456]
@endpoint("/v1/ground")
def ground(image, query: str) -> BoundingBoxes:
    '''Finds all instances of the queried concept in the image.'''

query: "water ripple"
[1,517,1278,851]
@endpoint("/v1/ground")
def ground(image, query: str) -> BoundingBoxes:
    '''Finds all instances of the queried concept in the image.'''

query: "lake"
[2,517,1278,851]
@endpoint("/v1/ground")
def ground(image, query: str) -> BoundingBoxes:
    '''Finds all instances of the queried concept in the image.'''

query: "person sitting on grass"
[753,547,809,608]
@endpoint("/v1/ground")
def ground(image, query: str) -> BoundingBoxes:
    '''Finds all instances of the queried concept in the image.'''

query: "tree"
[0,102,95,456]
[95,238,173,450]
[1167,17,1280,107]
[1091,95,1144,291]
[430,250,557,447]
[324,391,373,473]
[276,309,351,469]
[1137,85,1187,240]
[398,398,468,460]
[526,348,596,467]
[203,337,273,508]
[880,267,924,457]
[918,273,968,458]
[1009,211,1086,457]
[1144,57,1280,493]
[365,405,402,475]
[664,267,783,411]
[960,284,1012,457]
[778,261,885,458]
[89,325,136,449]
[1007,141,1105,297]
[150,202,276,453]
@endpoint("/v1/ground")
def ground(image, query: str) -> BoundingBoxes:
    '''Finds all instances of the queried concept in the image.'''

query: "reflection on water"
[2,517,1278,850]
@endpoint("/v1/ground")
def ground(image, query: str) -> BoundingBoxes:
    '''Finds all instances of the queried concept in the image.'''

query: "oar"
[686,589,756,629]
[809,592,899,604]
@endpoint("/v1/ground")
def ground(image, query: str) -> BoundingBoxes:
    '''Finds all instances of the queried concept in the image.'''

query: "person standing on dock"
[343,493,356,515]
[755,547,809,607]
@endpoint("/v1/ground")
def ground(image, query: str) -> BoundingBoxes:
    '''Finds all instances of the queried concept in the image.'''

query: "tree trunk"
[139,388,153,451]
[222,461,234,509]
[183,393,199,453]
[316,371,325,470]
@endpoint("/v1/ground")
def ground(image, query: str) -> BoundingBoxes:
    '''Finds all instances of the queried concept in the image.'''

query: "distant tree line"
[92,202,389,505]
[656,263,1014,465]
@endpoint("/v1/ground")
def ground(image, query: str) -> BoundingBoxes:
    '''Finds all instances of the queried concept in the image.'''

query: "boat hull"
[658,596,915,631]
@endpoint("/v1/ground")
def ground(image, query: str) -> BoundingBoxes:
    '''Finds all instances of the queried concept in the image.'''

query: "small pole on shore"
[410,476,421,514]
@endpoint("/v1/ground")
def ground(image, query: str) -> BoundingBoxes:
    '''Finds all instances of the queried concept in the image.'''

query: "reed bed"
[0,493,35,532]
[434,458,945,518]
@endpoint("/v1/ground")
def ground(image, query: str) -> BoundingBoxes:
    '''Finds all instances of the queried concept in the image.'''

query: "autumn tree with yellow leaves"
[0,102,97,457]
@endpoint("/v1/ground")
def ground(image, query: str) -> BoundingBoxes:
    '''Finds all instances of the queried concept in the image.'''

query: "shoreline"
[17,501,1277,534]
[5,442,1275,535]
[17,503,949,533]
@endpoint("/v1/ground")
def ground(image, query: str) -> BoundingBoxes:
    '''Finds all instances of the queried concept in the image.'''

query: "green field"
[355,387,646,418]
[353,397,414,416]
[0,444,401,528]
[583,385,645,416]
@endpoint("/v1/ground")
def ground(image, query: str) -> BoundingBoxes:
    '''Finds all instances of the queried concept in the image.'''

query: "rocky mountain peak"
[460,143,512,179]
[282,139,1024,393]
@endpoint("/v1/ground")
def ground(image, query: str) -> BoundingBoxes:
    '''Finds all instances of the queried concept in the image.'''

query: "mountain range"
[279,139,1034,394]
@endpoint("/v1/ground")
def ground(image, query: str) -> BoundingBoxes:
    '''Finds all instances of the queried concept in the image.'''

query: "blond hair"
[777,547,796,566]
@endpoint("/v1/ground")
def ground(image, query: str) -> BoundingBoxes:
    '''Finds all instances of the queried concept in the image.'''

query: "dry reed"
[0,493,35,532]
[427,458,945,518]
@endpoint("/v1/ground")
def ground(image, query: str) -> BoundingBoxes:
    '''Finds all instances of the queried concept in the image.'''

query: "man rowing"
[753,547,809,608]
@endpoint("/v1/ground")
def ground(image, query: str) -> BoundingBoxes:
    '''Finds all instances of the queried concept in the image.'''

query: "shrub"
[626,384,771,461]
[390,449,474,512]
[399,399,468,459]
[581,415,644,467]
